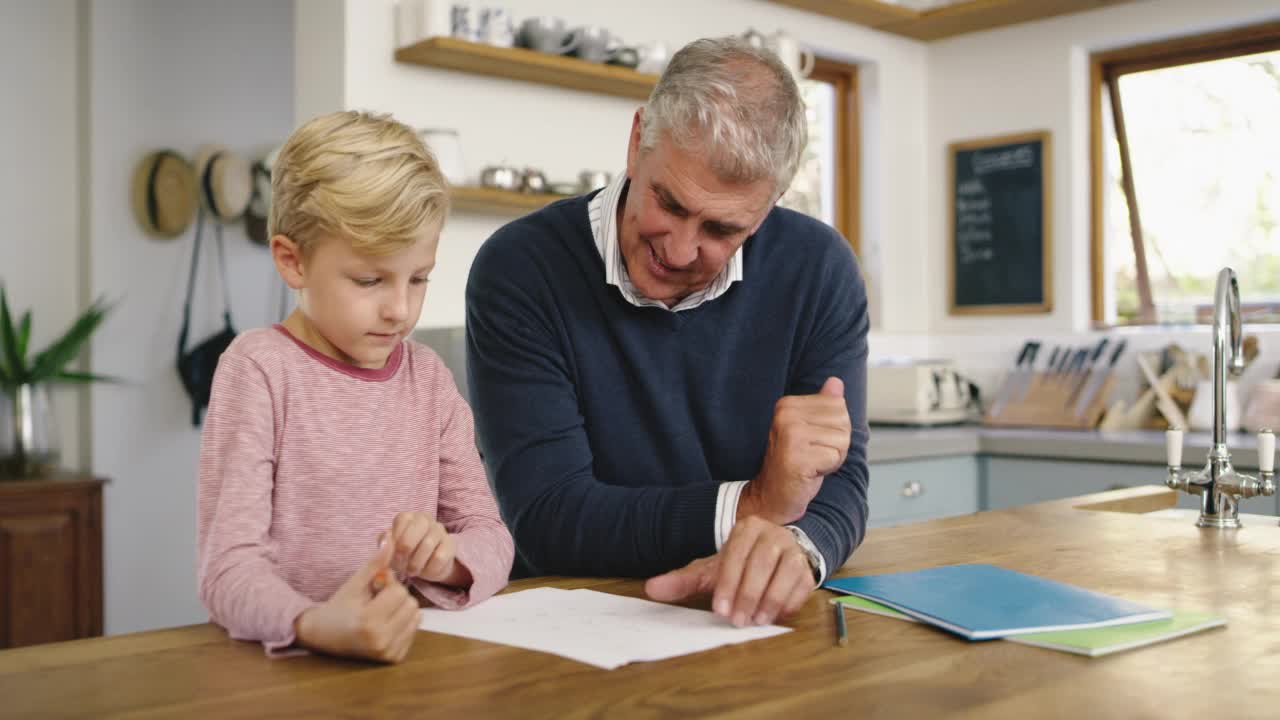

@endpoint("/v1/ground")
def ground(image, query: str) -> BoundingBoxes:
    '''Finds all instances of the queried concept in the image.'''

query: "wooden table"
[4,486,1279,718]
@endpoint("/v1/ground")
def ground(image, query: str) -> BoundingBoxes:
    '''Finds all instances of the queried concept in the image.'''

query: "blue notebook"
[823,564,1171,640]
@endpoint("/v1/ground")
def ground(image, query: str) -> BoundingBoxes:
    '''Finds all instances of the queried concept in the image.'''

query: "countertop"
[869,424,1271,469]
[5,486,1275,718]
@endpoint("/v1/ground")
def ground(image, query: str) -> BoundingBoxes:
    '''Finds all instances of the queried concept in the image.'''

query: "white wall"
[0,1,85,471]
[927,0,1279,337]
[920,0,1280,400]
[87,0,294,634]
[295,0,932,332]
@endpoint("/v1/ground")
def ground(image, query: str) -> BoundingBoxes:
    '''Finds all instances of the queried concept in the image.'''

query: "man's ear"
[626,108,644,180]
[271,234,306,290]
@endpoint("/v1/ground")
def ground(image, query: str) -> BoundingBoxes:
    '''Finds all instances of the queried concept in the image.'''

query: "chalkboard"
[948,131,1052,315]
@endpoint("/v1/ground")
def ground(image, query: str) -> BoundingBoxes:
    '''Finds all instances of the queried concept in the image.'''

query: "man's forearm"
[736,480,801,525]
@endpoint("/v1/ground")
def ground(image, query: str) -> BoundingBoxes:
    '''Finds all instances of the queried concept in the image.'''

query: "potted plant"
[0,287,112,477]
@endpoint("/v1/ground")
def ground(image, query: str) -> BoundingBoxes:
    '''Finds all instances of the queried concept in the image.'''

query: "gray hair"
[640,36,808,198]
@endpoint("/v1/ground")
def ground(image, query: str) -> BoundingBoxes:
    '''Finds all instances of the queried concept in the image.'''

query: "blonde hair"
[269,110,448,255]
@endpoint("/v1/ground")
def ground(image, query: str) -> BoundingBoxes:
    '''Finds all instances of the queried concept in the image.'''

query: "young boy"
[196,111,513,662]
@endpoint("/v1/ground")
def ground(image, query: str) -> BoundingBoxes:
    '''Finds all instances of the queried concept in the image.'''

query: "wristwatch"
[785,526,824,585]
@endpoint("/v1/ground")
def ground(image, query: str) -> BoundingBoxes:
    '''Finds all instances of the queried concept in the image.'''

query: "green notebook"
[832,595,1225,657]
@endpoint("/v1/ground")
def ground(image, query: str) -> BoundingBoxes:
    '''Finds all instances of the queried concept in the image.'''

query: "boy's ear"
[271,234,306,290]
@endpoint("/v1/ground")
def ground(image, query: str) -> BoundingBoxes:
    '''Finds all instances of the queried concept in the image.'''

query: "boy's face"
[275,226,440,369]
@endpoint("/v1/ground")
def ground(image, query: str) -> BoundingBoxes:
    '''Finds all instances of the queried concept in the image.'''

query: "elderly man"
[465,36,869,627]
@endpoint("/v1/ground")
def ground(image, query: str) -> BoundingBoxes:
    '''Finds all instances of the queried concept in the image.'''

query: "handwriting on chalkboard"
[956,180,993,264]
[948,132,1051,314]
[970,145,1035,174]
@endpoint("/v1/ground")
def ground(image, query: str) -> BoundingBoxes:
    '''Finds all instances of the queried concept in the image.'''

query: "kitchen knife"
[1066,339,1109,408]
[1034,346,1062,396]
[1059,348,1087,386]
[990,341,1038,417]
[1051,344,1073,381]
[1011,342,1041,403]
[1074,339,1127,418]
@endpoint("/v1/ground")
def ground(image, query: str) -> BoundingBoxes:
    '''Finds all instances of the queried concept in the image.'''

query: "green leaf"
[16,310,31,363]
[0,287,25,382]
[28,297,112,383]
[49,370,117,384]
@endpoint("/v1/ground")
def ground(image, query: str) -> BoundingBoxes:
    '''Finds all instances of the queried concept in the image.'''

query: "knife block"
[983,372,1116,429]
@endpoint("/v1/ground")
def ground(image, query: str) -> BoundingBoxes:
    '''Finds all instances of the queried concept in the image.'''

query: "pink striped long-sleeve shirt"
[196,325,514,652]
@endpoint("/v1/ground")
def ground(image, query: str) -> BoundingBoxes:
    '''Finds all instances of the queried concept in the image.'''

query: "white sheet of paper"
[417,587,791,670]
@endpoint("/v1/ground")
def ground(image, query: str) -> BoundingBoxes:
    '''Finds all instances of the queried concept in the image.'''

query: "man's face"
[618,112,775,307]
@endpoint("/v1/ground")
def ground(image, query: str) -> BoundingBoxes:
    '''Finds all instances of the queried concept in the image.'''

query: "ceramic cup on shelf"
[480,165,521,191]
[578,170,611,193]
[740,28,767,50]
[477,6,514,47]
[567,26,614,63]
[607,47,641,69]
[519,17,577,54]
[520,168,549,194]
[450,4,477,42]
[635,40,670,75]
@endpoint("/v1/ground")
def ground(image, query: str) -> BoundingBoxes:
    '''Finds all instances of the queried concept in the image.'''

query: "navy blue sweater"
[465,192,870,579]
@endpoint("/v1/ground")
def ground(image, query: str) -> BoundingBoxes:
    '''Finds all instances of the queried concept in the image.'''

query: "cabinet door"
[0,484,101,648]
[867,456,980,528]
[982,457,1279,516]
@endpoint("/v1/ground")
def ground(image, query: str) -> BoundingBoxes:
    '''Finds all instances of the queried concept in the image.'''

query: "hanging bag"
[176,207,237,426]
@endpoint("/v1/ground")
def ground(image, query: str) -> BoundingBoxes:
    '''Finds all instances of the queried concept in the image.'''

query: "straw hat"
[193,145,253,222]
[130,150,198,239]
[243,146,280,246]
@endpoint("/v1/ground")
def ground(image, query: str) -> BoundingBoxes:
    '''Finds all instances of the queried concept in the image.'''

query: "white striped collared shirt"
[587,172,742,312]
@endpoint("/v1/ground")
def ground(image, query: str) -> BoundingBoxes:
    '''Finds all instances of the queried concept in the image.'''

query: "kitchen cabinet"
[0,475,104,648]
[867,456,980,527]
[983,456,1280,516]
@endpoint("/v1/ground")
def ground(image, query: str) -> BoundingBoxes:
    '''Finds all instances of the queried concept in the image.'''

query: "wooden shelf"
[767,0,917,31]
[451,186,573,215]
[395,37,658,100]
[768,0,1139,40]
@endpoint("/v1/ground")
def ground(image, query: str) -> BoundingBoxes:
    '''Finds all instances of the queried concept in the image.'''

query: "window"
[779,58,860,255]
[1091,22,1280,326]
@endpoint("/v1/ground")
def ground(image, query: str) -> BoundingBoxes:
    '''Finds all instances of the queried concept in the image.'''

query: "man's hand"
[739,377,850,525]
[294,540,422,663]
[644,516,814,626]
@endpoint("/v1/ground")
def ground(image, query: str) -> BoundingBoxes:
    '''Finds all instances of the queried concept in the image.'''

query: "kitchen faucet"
[1165,268,1275,527]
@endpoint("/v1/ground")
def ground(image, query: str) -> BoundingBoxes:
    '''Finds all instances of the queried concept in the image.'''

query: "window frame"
[804,56,860,256]
[1089,20,1280,326]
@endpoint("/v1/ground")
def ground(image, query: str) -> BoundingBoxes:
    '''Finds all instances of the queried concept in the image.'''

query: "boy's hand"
[294,540,420,663]
[388,512,472,587]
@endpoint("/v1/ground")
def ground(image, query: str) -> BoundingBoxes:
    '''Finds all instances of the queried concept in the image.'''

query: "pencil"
[834,601,848,647]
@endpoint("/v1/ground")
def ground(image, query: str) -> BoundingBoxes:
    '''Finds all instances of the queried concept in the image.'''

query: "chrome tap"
[1164,268,1275,528]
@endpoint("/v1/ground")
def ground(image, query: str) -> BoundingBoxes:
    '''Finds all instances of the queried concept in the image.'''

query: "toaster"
[867,359,975,426]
